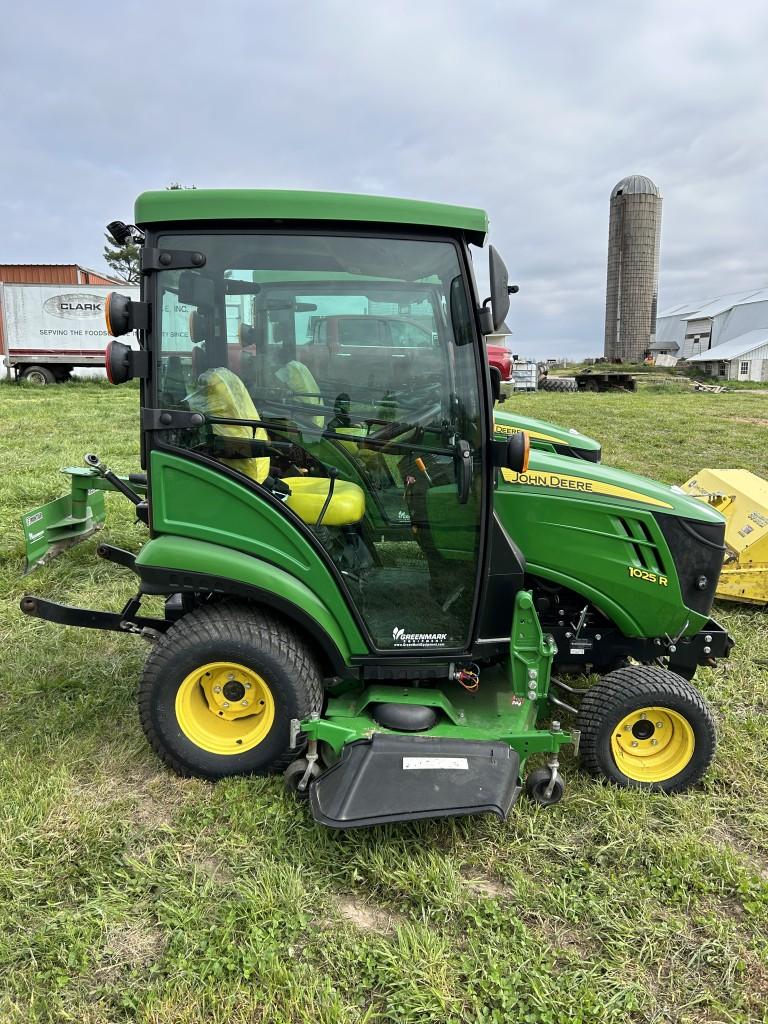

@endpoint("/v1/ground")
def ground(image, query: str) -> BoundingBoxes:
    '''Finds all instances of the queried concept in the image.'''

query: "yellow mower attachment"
[681,469,768,606]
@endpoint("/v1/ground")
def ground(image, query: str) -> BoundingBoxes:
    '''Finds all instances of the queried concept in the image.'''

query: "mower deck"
[310,734,521,828]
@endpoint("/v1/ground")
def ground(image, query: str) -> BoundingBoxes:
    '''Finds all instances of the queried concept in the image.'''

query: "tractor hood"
[493,410,602,462]
[501,449,726,523]
[496,450,726,638]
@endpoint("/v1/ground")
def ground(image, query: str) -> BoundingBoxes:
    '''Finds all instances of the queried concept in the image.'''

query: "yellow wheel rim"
[610,706,695,782]
[175,661,275,756]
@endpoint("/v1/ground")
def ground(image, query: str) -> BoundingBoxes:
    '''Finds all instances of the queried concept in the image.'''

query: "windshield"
[153,231,484,651]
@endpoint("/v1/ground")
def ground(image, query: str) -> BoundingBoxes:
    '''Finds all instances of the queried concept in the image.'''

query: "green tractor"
[20,190,730,827]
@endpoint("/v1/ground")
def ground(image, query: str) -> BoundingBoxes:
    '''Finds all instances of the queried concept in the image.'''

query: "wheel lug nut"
[639,713,647,720]
[213,686,222,694]
[241,699,248,707]
[631,741,638,748]
[656,722,663,728]
[227,674,234,680]
[244,683,251,690]
[650,739,658,746]
[624,725,631,731]
[222,702,229,709]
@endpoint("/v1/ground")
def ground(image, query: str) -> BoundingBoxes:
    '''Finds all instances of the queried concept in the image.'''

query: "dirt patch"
[727,416,768,426]
[98,919,165,977]
[460,874,514,900]
[50,761,210,832]
[531,915,595,960]
[192,853,236,885]
[336,895,403,935]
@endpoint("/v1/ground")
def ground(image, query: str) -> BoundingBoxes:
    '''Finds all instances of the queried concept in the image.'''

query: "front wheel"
[576,666,716,793]
[139,603,323,780]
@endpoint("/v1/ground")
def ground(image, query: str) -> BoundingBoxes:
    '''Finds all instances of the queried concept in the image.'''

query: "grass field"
[1,380,767,1024]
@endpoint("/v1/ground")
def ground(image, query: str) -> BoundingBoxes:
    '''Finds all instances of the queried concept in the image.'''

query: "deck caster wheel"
[525,766,565,806]
[284,758,321,800]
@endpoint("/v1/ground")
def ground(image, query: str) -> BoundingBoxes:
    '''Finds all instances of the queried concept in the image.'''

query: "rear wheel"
[139,603,323,779]
[576,666,716,792]
[21,365,55,385]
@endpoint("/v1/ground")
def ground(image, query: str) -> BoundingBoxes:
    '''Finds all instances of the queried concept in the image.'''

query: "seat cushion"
[283,476,365,526]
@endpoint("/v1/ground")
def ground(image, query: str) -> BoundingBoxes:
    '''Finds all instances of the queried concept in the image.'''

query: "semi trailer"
[1,283,139,383]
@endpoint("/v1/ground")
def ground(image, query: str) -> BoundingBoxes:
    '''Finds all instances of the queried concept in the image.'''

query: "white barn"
[654,287,768,381]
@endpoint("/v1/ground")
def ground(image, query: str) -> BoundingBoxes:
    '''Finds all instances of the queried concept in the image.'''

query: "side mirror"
[479,247,519,334]
[105,339,149,384]
[488,246,510,331]
[178,271,215,308]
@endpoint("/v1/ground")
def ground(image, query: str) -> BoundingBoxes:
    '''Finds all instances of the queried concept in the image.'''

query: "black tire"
[489,367,501,403]
[525,766,565,806]
[139,602,324,780]
[576,665,716,793]
[284,757,321,799]
[21,365,55,385]
[538,376,578,393]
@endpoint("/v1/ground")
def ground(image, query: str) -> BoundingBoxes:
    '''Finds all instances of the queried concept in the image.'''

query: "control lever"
[84,453,143,506]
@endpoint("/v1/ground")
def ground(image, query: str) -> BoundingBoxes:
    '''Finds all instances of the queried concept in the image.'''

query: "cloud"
[1,0,767,356]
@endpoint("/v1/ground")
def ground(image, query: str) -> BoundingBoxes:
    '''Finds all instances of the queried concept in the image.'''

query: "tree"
[103,235,140,284]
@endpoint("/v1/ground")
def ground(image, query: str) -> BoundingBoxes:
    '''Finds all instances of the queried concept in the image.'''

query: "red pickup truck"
[486,342,513,401]
[301,314,514,402]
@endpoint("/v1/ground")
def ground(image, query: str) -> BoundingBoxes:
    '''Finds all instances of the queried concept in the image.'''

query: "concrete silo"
[603,175,662,362]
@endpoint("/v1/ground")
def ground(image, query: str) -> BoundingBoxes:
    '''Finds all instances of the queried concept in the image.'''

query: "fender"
[135,534,362,673]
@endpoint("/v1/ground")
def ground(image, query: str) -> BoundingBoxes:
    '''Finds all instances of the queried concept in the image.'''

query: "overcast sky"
[1,0,767,358]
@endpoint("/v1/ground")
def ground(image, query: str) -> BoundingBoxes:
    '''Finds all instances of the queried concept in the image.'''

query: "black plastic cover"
[655,513,726,616]
[309,734,521,829]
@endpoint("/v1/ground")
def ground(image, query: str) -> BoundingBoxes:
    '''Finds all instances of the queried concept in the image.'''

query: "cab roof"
[134,189,488,245]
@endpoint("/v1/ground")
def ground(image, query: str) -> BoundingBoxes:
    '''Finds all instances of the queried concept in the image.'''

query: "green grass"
[1,380,768,1023]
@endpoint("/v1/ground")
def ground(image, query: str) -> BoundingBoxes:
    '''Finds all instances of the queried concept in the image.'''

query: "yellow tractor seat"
[283,476,365,527]
[275,359,325,429]
[188,366,364,528]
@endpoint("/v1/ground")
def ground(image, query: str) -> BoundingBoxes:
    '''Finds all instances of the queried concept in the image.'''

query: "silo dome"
[611,175,661,199]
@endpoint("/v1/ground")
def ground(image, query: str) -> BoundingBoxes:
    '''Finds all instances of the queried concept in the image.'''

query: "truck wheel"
[489,367,501,403]
[576,665,716,793]
[21,365,55,385]
[139,603,324,780]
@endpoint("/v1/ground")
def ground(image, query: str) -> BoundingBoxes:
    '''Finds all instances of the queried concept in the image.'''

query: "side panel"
[495,452,725,637]
[147,450,368,656]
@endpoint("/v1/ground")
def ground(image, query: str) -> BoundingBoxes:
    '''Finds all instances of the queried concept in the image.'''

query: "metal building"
[603,175,662,362]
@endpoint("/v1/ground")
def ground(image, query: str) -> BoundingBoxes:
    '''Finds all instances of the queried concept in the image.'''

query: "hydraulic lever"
[84,453,143,506]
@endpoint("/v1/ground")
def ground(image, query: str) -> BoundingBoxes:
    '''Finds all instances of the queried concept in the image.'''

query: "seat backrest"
[275,359,325,429]
[188,366,269,483]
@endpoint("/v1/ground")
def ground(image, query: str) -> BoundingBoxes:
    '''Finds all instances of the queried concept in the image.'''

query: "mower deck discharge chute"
[21,189,732,827]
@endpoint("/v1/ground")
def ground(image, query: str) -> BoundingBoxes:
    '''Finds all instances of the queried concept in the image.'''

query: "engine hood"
[493,409,602,461]
[501,449,726,525]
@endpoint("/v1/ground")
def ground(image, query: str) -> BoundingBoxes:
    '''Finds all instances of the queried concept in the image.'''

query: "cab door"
[150,230,489,654]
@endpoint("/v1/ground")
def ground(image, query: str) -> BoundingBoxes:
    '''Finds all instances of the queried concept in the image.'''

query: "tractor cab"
[114,193,524,657]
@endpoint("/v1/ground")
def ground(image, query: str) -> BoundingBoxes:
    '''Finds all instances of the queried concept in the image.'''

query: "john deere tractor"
[20,190,731,827]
